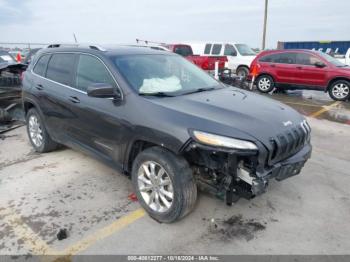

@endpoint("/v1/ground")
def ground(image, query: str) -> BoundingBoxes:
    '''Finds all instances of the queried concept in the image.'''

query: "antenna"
[73,33,78,43]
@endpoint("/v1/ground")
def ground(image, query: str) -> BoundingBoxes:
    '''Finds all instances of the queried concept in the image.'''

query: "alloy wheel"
[137,161,174,213]
[28,115,43,147]
[258,77,271,91]
[332,83,349,100]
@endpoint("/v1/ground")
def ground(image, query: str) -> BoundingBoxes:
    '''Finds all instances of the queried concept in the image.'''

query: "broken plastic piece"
[128,193,138,202]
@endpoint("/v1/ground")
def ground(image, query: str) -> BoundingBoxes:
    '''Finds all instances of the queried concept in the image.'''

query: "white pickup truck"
[336,48,350,65]
[187,42,257,78]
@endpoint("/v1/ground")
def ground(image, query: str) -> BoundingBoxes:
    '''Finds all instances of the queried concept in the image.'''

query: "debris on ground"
[206,214,266,241]
[56,228,68,240]
[128,193,138,202]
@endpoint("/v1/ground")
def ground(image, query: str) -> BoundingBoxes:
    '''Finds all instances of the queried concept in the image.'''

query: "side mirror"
[87,83,120,99]
[315,61,326,68]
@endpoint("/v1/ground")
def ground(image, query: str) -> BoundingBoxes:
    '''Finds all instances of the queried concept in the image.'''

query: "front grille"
[269,120,310,165]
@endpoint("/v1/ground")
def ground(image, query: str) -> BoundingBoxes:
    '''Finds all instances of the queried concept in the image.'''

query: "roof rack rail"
[46,43,106,51]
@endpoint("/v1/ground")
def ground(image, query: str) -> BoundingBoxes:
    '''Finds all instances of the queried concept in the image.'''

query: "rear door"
[34,53,79,142]
[262,52,297,84]
[294,53,328,88]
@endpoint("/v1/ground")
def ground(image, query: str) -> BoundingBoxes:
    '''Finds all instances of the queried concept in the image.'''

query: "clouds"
[0,0,349,48]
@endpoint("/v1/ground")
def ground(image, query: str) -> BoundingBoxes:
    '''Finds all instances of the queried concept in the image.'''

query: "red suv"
[249,49,350,101]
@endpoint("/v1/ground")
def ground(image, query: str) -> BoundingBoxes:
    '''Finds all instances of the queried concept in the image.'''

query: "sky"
[0,0,349,49]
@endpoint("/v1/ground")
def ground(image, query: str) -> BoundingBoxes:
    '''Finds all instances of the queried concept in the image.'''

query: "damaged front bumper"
[184,141,312,205]
[250,143,312,196]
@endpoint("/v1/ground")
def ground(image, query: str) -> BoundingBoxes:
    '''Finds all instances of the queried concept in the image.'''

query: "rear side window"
[211,44,222,55]
[46,53,77,86]
[76,54,116,92]
[204,44,212,54]
[259,54,275,62]
[173,46,193,57]
[275,53,296,64]
[259,53,296,64]
[296,53,322,65]
[33,55,50,76]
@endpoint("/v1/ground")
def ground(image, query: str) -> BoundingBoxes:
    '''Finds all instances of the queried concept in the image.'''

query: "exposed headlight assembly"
[192,130,258,150]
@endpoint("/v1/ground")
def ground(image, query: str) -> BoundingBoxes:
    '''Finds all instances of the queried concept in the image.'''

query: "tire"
[328,80,350,101]
[256,75,275,93]
[26,108,59,153]
[131,147,197,223]
[236,66,249,78]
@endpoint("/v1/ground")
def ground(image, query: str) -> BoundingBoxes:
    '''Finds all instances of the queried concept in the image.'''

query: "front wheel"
[256,75,275,93]
[328,80,350,101]
[131,147,197,223]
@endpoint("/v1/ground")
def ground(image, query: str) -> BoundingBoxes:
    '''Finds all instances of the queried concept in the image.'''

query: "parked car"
[0,50,17,69]
[249,49,350,101]
[336,48,350,66]
[187,42,257,78]
[22,45,312,222]
[1,50,23,107]
[164,44,227,72]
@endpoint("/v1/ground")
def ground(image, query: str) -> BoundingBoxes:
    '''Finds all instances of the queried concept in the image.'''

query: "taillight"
[202,60,209,70]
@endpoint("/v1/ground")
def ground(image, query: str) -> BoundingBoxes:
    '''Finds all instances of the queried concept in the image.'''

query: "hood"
[148,87,305,147]
[238,55,256,67]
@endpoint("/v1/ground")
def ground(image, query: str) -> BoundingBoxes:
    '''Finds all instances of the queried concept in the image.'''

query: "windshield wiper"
[139,92,175,97]
[180,87,217,96]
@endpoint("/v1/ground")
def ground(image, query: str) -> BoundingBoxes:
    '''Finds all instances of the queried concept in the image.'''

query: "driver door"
[294,53,328,88]
[68,54,125,164]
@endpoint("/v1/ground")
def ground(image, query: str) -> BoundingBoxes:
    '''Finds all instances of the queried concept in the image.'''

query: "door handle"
[35,84,44,90]
[68,96,80,103]
[296,66,303,69]
[270,64,276,67]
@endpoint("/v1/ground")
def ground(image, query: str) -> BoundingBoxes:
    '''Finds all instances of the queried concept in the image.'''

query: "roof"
[260,49,320,55]
[39,44,172,57]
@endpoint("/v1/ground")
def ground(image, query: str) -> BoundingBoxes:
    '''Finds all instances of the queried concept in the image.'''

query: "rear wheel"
[256,75,275,93]
[328,80,350,101]
[236,66,249,78]
[131,147,197,223]
[26,108,59,153]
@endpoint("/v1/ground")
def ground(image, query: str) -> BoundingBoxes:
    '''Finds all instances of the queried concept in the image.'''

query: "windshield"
[235,44,256,56]
[113,54,220,96]
[317,51,347,67]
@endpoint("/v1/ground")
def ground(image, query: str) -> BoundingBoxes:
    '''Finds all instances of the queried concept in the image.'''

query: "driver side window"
[76,54,116,92]
[296,53,322,66]
[224,44,237,56]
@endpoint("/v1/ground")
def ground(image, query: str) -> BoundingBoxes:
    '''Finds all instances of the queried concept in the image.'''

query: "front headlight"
[192,130,258,150]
